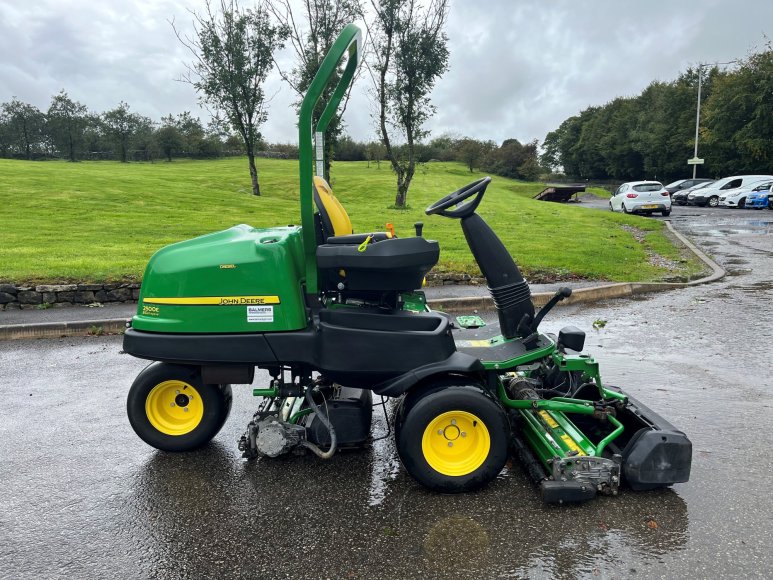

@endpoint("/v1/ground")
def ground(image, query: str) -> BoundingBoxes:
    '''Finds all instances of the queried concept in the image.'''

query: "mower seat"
[313,176,439,292]
[313,176,392,244]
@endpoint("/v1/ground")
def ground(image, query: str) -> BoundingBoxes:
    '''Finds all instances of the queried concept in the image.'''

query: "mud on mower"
[123,25,691,504]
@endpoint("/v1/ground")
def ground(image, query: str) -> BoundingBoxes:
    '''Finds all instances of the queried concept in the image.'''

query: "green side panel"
[132,225,307,333]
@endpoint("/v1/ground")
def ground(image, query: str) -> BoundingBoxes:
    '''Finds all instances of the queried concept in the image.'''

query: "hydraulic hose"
[299,387,338,459]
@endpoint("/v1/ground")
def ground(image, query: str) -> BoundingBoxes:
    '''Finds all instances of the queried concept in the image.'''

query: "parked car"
[719,179,772,208]
[746,183,773,209]
[672,180,715,206]
[609,181,671,216]
[687,175,773,207]
[664,178,713,196]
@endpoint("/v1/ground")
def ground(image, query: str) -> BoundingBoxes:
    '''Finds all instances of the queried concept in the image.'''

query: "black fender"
[369,352,484,397]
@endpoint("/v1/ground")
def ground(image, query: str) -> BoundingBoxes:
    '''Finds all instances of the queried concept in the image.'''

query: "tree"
[175,111,206,156]
[0,111,10,157]
[1,98,45,160]
[456,138,484,172]
[366,140,385,168]
[367,0,450,207]
[173,0,286,195]
[156,115,184,161]
[102,102,147,162]
[269,0,361,182]
[703,48,773,174]
[47,90,88,162]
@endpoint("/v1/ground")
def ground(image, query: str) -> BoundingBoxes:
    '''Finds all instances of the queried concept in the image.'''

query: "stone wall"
[0,283,141,310]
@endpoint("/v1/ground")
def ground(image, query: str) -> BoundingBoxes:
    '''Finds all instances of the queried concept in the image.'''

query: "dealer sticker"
[247,305,274,323]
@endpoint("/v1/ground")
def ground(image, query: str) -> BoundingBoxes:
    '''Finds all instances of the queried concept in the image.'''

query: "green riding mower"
[123,24,691,503]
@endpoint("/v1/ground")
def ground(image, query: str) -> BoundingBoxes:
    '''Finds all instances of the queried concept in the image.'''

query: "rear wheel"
[662,209,671,216]
[127,362,232,452]
[396,384,509,493]
[622,204,630,214]
[708,196,719,207]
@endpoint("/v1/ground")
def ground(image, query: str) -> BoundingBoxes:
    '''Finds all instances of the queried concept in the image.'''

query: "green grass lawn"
[0,157,701,284]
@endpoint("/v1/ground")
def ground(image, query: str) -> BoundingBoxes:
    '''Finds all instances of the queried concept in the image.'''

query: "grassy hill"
[0,157,700,284]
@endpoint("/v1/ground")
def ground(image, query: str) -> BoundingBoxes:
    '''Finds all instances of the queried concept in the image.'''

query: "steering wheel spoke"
[425,177,491,219]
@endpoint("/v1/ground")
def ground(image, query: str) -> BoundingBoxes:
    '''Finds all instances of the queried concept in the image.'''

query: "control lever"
[414,221,424,237]
[530,287,572,333]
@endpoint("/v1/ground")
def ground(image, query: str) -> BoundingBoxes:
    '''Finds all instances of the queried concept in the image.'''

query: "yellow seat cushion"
[313,176,353,237]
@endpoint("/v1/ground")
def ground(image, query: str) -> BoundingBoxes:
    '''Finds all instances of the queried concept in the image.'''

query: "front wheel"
[127,362,232,452]
[396,385,509,493]
[708,196,719,208]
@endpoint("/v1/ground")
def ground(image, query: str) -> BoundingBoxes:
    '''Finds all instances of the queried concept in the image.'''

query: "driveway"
[1,206,772,579]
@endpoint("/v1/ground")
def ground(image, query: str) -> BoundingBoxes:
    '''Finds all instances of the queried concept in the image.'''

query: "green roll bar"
[298,23,362,295]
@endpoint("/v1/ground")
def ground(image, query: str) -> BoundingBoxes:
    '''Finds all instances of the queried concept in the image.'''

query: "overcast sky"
[1,0,771,145]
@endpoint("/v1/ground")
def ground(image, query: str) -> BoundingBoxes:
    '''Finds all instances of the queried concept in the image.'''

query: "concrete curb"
[0,221,725,340]
[0,319,129,341]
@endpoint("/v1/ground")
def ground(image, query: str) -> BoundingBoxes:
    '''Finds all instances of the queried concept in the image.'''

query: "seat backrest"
[313,176,353,238]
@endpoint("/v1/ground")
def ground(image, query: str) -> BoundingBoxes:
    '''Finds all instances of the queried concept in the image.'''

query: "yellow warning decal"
[144,296,280,306]
[539,411,559,429]
[560,434,586,456]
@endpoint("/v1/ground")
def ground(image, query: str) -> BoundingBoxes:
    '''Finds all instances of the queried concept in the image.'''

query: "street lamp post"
[690,60,739,179]
[692,65,704,180]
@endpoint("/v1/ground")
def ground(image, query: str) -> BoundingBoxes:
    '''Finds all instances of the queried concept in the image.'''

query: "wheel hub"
[145,380,204,436]
[422,411,490,476]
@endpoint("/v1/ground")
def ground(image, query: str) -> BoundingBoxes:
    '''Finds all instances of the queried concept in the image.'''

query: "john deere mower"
[123,24,691,503]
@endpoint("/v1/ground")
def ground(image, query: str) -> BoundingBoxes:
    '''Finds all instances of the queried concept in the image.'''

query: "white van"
[687,175,773,207]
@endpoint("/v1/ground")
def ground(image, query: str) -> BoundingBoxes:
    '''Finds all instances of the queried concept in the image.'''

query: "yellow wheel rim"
[145,380,204,436]
[421,410,490,476]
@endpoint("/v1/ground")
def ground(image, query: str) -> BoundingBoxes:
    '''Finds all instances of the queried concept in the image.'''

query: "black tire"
[708,196,719,207]
[622,204,630,214]
[396,384,509,493]
[609,202,613,212]
[662,210,671,216]
[738,198,746,209]
[127,362,232,452]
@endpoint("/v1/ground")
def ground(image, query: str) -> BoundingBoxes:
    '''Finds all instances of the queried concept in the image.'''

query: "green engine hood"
[132,224,307,333]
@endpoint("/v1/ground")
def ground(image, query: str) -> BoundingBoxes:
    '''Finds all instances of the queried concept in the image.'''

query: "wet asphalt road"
[2,205,773,579]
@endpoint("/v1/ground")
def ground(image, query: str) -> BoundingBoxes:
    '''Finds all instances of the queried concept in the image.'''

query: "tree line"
[0,92,246,162]
[333,134,541,181]
[541,45,773,182]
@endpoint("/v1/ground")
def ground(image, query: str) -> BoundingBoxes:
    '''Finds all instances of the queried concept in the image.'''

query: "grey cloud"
[1,0,771,145]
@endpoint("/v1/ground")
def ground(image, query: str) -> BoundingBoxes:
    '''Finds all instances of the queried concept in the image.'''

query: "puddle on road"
[726,280,773,294]
[697,226,773,236]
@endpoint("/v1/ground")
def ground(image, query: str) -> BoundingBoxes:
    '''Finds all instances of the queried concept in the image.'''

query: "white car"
[719,179,773,208]
[688,175,773,207]
[609,181,671,216]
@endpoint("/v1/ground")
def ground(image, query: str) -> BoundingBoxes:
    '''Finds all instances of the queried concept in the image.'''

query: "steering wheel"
[425,177,491,219]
